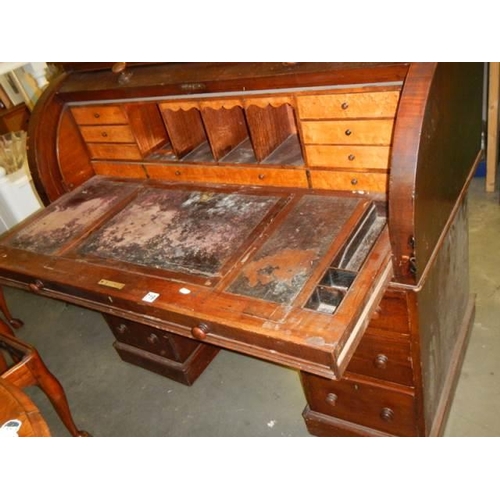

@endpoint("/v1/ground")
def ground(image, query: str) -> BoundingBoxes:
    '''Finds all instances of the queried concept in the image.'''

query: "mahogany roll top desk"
[0,63,483,436]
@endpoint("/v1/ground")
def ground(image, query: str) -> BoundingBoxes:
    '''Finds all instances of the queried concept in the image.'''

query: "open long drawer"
[0,176,392,379]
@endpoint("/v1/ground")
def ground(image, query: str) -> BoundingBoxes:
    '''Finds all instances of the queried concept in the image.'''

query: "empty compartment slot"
[331,204,386,272]
[263,134,304,166]
[124,103,170,156]
[201,106,255,162]
[305,286,345,314]
[147,144,178,162]
[160,107,213,162]
[245,104,303,165]
[220,137,257,164]
[319,268,357,289]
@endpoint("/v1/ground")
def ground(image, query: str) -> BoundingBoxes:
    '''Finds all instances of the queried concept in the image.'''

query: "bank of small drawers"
[71,105,142,160]
[297,89,399,192]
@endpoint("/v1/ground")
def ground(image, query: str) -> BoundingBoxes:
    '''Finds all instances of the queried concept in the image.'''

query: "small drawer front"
[309,170,388,193]
[71,105,129,125]
[92,162,147,179]
[368,290,410,333]
[296,91,400,120]
[301,373,418,436]
[306,145,390,170]
[346,329,413,386]
[145,164,309,188]
[301,119,395,146]
[87,143,142,160]
[80,125,135,143]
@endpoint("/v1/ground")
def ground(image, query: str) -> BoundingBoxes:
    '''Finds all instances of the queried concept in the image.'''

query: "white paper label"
[142,292,160,303]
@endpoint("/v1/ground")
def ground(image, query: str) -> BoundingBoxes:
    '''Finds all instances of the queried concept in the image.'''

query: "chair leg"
[20,351,90,437]
[0,286,23,329]
[0,320,89,437]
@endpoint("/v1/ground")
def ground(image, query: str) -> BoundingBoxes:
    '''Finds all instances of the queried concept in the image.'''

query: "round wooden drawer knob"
[94,113,100,119]
[374,354,389,369]
[348,154,355,161]
[345,129,352,136]
[101,132,108,137]
[117,323,128,334]
[29,280,44,293]
[112,62,127,74]
[380,407,395,422]
[147,333,159,345]
[341,102,349,110]
[326,393,338,406]
[191,323,210,340]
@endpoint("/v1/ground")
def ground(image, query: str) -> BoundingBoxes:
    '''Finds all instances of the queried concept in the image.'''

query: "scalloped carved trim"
[244,96,293,108]
[159,96,294,112]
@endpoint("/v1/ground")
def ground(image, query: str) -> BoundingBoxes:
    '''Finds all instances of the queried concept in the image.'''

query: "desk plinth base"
[104,314,219,386]
[114,340,219,386]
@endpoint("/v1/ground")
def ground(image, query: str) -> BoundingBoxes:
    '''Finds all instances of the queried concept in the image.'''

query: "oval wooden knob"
[341,102,349,110]
[380,407,394,422]
[191,323,209,340]
[112,62,127,74]
[29,280,44,293]
[374,354,388,369]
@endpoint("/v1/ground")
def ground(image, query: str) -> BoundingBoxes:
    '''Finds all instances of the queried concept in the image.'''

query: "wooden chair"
[0,318,89,436]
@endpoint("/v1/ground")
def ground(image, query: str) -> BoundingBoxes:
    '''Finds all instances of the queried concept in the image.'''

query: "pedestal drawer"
[346,328,413,386]
[300,373,419,436]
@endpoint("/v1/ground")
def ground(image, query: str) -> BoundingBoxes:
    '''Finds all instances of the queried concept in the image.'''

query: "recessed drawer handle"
[191,323,210,340]
[29,280,44,293]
